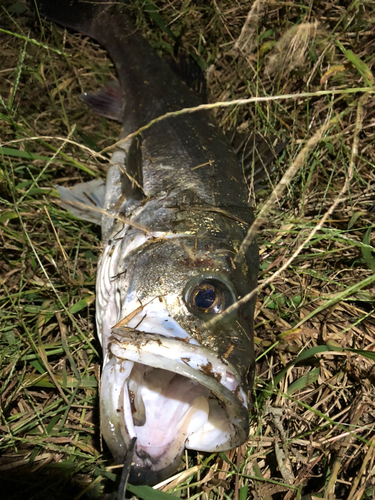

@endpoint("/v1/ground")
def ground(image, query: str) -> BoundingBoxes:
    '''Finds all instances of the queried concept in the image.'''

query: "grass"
[0,0,374,499]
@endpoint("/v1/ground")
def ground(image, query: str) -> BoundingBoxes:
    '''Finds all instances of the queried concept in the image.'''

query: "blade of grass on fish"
[117,437,137,500]
[112,297,159,328]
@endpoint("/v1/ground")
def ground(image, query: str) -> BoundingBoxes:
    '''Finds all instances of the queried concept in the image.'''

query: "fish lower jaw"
[101,331,249,485]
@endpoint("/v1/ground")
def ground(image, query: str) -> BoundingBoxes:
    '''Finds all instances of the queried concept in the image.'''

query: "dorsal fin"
[226,129,287,190]
[167,52,207,103]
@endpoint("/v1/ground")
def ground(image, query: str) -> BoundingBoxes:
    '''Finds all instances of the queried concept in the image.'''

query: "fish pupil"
[194,288,216,310]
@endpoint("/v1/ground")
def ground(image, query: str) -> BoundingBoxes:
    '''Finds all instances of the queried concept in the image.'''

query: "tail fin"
[35,0,120,39]
[35,0,196,126]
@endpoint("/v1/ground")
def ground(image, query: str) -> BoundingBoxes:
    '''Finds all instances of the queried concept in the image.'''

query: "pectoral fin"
[56,178,105,224]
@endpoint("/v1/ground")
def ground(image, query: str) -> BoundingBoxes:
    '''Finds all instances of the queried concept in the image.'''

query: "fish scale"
[36,0,259,486]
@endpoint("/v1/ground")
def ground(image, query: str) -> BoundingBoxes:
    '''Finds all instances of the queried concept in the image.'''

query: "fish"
[35,0,260,486]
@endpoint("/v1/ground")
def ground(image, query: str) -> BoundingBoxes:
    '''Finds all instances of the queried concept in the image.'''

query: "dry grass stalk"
[232,0,269,55]
[265,22,319,78]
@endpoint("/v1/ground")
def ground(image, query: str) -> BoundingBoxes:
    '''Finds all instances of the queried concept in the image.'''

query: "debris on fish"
[36,0,260,485]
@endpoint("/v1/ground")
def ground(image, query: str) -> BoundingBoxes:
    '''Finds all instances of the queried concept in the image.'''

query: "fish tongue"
[130,374,209,484]
[100,353,210,485]
[134,369,209,456]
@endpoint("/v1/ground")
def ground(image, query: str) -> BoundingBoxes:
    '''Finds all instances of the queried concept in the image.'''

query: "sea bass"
[36,0,259,485]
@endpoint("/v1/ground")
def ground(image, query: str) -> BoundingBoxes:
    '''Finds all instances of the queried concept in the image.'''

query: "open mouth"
[101,329,249,485]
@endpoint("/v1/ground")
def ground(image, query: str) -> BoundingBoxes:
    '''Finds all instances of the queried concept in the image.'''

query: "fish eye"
[185,278,236,315]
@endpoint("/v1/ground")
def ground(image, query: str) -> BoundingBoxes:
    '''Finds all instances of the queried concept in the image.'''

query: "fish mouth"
[101,328,249,485]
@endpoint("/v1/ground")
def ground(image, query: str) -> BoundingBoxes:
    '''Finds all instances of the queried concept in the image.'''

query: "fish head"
[100,210,258,485]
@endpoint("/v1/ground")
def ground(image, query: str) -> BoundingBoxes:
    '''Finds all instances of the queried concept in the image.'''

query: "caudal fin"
[35,0,131,43]
[35,0,103,36]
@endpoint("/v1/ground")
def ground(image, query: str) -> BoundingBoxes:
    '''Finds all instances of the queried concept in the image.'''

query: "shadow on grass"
[0,461,117,500]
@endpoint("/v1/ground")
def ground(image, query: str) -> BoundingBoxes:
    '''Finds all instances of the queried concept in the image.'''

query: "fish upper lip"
[110,328,247,408]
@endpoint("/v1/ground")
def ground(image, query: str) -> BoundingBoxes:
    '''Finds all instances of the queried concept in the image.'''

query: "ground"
[0,1,374,499]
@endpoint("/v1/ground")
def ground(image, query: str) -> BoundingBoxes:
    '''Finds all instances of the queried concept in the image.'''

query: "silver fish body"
[37,0,259,485]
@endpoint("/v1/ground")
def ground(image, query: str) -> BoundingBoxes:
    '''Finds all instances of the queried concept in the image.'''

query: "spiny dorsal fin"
[226,129,287,190]
[167,52,207,103]
[121,134,145,211]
